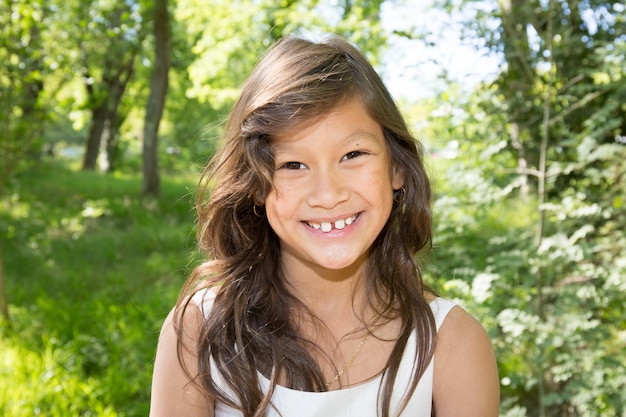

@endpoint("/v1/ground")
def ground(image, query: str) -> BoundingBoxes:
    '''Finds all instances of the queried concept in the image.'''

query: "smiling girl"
[150,36,499,417]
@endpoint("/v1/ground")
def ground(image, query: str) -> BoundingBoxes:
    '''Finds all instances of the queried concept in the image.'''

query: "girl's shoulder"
[432,301,500,416]
[190,285,221,319]
[151,291,214,416]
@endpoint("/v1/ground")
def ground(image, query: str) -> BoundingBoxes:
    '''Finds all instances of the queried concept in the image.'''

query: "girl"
[150,36,499,417]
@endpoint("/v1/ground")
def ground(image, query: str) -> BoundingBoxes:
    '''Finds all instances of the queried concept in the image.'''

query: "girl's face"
[264,97,404,280]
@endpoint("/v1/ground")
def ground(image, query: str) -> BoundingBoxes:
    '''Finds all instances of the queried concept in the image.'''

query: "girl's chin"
[308,252,365,272]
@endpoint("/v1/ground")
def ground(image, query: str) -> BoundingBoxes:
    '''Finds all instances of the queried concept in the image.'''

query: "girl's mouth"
[306,213,359,233]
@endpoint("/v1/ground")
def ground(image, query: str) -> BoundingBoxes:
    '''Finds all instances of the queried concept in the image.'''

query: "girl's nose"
[307,168,349,209]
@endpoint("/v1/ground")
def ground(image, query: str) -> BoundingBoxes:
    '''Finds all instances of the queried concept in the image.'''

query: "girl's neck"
[281,258,370,321]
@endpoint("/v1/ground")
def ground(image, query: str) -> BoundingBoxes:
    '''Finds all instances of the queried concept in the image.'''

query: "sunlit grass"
[0,325,119,417]
[0,160,198,416]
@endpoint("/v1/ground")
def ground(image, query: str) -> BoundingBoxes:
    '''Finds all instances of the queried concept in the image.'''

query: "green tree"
[0,0,74,323]
[422,1,626,415]
[72,0,145,171]
[177,0,387,108]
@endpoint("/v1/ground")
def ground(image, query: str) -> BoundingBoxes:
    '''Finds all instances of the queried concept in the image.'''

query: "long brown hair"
[176,35,436,417]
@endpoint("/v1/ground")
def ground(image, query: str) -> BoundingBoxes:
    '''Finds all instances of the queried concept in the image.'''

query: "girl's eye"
[277,161,306,170]
[343,150,365,160]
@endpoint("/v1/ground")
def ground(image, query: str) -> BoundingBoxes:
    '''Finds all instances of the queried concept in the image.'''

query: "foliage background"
[1,0,625,416]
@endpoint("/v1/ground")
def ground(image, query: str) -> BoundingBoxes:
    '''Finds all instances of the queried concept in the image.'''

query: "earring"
[394,187,406,203]
[253,204,264,218]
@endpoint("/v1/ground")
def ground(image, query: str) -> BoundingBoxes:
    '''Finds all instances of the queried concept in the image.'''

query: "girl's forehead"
[269,99,383,147]
[268,114,326,144]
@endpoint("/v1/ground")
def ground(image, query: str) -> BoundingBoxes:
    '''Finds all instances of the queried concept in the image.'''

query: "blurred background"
[1,0,624,416]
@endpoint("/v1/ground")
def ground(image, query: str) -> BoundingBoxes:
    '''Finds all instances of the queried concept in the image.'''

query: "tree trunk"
[104,60,134,172]
[83,102,107,171]
[105,128,121,172]
[142,0,171,198]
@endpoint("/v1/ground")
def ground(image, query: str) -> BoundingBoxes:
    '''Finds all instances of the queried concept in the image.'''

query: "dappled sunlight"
[1,308,137,417]
[0,161,193,416]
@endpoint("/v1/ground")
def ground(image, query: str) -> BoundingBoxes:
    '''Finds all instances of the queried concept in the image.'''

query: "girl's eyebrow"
[344,130,382,143]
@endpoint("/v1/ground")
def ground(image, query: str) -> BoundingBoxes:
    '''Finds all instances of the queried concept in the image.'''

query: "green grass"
[0,160,199,416]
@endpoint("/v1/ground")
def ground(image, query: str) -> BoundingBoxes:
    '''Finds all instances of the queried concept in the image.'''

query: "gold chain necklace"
[325,329,371,388]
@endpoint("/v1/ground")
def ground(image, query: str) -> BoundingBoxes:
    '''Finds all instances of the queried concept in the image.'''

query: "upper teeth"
[309,215,357,233]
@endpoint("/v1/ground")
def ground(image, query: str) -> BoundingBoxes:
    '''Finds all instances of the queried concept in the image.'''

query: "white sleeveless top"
[192,289,456,417]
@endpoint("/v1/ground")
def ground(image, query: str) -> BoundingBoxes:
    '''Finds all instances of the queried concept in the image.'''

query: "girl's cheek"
[272,180,294,200]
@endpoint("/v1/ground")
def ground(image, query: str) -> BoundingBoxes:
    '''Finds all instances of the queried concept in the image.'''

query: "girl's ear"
[392,165,405,190]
